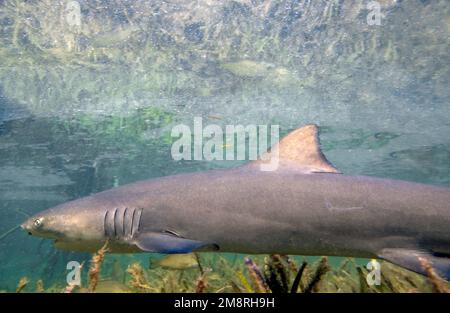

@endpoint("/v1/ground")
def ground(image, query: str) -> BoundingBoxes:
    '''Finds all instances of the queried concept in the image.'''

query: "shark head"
[21,198,108,252]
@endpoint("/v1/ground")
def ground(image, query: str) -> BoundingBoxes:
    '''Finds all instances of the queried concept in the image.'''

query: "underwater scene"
[0,0,449,294]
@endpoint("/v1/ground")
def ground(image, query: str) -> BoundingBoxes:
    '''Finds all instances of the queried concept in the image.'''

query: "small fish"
[150,253,198,270]
[92,25,140,47]
[207,115,223,120]
[221,60,295,86]
[77,279,132,293]
[221,60,275,78]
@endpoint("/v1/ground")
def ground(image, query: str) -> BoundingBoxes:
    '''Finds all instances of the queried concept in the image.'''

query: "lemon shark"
[22,125,450,279]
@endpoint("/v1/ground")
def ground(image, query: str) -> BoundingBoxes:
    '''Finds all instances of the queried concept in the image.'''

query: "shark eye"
[33,218,43,228]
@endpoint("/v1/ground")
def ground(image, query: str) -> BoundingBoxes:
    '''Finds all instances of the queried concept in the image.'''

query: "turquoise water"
[0,1,449,291]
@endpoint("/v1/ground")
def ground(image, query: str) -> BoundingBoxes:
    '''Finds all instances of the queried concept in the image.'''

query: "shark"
[21,124,450,279]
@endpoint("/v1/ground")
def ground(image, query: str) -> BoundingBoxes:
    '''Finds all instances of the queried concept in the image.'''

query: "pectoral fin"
[379,248,450,281]
[135,232,218,254]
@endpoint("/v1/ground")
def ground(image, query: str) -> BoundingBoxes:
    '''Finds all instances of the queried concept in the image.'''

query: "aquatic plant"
[290,261,307,293]
[419,257,450,293]
[195,272,208,293]
[303,257,330,293]
[126,262,152,292]
[11,251,450,293]
[35,279,45,293]
[263,254,291,293]
[15,277,29,293]
[62,283,77,294]
[244,257,270,293]
[194,253,209,293]
[88,241,109,292]
[236,270,254,293]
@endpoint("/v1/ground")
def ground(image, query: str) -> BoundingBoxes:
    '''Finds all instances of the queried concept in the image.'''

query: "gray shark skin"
[22,125,450,279]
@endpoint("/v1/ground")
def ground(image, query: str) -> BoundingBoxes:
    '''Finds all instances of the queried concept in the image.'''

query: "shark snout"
[21,221,33,235]
[21,215,59,239]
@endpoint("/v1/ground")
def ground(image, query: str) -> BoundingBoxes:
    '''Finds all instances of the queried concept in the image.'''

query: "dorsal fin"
[257,124,341,174]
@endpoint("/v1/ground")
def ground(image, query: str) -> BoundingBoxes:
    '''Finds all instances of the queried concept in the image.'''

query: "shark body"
[22,125,450,279]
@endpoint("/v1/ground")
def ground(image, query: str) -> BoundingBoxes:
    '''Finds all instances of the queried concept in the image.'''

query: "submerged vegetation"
[9,244,450,293]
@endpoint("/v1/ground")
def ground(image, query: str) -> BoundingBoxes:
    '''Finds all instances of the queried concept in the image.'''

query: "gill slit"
[130,208,136,236]
[103,210,109,237]
[137,208,143,233]
[113,208,118,238]
[122,208,127,236]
